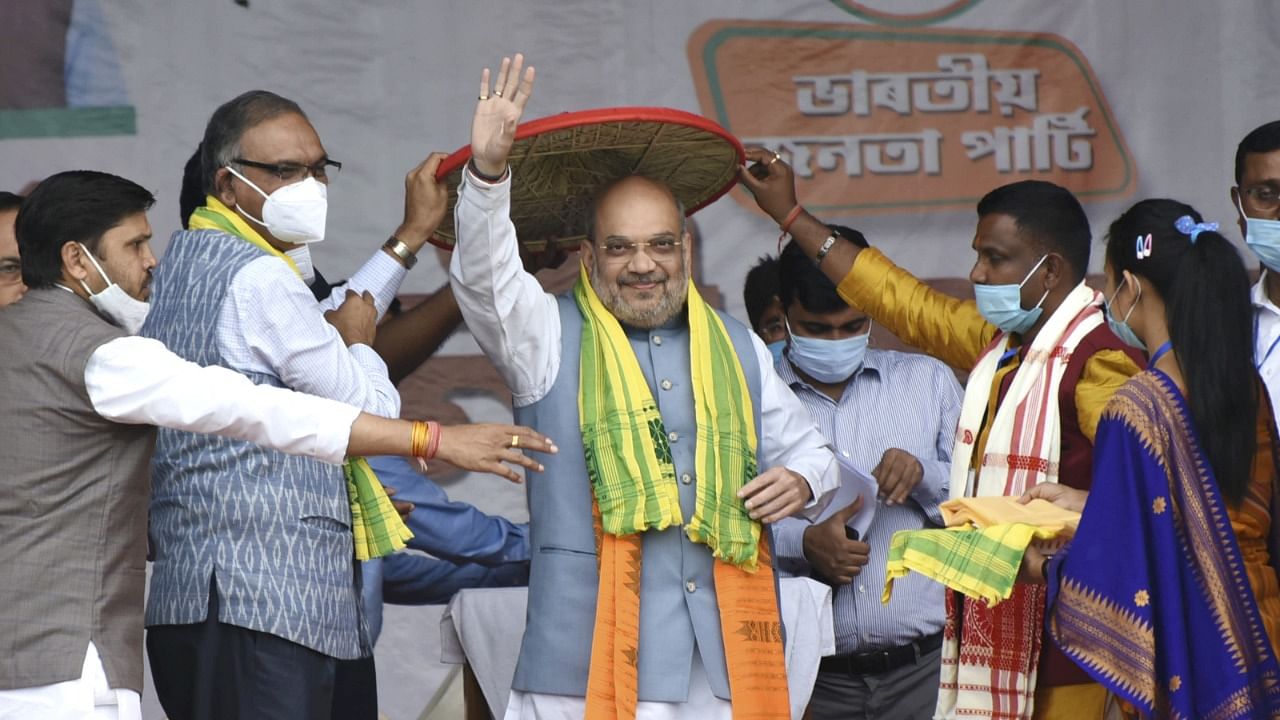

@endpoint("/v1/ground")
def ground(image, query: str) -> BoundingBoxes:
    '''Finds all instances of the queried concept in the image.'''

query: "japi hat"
[430,107,744,251]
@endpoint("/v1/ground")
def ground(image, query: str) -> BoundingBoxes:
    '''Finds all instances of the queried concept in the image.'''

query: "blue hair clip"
[1174,215,1218,243]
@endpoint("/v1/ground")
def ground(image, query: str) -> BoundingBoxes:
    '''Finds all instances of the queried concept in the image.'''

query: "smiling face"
[580,176,692,329]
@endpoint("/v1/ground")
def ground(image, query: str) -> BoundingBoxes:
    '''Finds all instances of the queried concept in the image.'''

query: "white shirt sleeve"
[85,336,359,464]
[449,169,561,407]
[752,333,838,520]
[217,255,401,417]
[316,248,406,319]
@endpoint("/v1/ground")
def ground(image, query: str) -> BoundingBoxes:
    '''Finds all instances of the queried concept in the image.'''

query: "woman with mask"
[1022,199,1280,718]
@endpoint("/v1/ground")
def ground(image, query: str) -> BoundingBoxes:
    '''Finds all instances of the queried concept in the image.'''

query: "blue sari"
[1045,370,1280,719]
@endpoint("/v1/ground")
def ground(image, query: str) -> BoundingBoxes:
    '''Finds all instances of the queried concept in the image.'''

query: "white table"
[441,577,834,719]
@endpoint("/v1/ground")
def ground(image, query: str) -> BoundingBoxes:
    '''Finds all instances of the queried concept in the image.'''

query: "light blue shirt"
[772,348,962,654]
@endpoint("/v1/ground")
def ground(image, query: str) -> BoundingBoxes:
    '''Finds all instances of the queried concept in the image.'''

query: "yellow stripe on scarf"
[573,262,760,569]
[189,196,411,560]
[882,523,1059,608]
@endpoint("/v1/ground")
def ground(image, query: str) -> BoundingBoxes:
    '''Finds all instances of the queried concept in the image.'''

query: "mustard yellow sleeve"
[1073,348,1143,442]
[836,247,997,371]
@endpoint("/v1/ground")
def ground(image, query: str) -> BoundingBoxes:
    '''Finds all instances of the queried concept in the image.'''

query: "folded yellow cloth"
[940,496,1080,535]
[883,523,1061,608]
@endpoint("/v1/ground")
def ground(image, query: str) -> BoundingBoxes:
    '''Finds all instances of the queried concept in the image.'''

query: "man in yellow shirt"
[740,151,1142,720]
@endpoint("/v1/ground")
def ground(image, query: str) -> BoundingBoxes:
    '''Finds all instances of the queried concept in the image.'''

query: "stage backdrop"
[3,1,1278,718]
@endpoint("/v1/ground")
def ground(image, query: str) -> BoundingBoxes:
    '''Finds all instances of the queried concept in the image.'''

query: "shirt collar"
[1253,269,1280,317]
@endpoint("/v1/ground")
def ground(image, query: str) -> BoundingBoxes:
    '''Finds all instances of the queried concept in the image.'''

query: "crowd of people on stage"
[4,51,1280,720]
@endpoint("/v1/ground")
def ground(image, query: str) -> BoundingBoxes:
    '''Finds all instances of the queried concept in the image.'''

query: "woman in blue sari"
[1020,199,1280,719]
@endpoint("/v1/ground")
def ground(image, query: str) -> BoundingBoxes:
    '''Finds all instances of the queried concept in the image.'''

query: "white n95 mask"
[225,166,328,244]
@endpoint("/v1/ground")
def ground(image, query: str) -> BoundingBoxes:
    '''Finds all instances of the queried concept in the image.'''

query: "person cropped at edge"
[1021,199,1280,718]
[0,170,551,720]
[739,150,1144,720]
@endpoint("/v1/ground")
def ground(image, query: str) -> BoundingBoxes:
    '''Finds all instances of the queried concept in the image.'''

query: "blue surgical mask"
[1237,193,1280,271]
[766,339,787,367]
[973,254,1049,334]
[786,320,871,383]
[1104,279,1145,350]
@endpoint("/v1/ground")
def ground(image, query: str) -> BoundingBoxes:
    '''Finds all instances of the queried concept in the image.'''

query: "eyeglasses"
[599,237,683,262]
[1241,184,1280,212]
[232,157,342,183]
[0,259,21,283]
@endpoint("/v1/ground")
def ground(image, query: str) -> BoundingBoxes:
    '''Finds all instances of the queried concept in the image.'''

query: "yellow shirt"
[836,248,1140,468]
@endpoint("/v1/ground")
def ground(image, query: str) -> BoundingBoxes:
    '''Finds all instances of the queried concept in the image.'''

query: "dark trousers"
[808,645,943,720]
[146,575,339,720]
[331,656,378,720]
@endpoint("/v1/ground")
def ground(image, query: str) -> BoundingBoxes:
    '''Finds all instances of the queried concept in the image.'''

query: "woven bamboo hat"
[430,107,744,251]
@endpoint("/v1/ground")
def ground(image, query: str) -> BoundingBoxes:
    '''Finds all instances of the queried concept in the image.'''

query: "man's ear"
[60,241,89,283]
[1042,252,1067,291]
[215,167,237,207]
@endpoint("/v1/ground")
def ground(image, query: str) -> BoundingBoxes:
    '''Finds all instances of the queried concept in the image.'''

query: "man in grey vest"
[451,54,837,719]
[0,171,551,719]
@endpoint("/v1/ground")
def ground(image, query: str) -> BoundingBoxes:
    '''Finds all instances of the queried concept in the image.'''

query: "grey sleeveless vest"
[511,295,764,701]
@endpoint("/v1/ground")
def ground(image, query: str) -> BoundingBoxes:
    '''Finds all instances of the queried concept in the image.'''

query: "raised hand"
[802,497,871,585]
[737,147,801,224]
[395,152,450,249]
[471,54,537,178]
[432,423,557,483]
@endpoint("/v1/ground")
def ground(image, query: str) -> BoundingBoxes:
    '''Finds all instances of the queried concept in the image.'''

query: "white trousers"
[0,643,141,720]
[504,650,732,720]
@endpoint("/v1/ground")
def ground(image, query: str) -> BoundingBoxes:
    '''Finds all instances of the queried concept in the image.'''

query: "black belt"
[819,631,944,676]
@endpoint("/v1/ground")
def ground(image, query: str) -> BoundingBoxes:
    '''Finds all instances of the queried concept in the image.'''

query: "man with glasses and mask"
[769,235,961,719]
[140,90,453,718]
[741,155,1143,720]
[453,54,837,719]
[0,191,25,307]
[1233,120,1280,414]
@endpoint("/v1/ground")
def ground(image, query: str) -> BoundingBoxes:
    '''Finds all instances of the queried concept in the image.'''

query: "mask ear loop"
[75,242,112,295]
[224,166,272,229]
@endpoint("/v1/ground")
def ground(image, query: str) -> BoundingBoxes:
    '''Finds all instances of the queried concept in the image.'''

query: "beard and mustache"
[588,262,690,330]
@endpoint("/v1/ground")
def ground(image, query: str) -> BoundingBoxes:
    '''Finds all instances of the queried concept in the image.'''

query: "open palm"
[471,53,536,177]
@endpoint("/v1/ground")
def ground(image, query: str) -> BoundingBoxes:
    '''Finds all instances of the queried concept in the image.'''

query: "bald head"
[587,175,685,246]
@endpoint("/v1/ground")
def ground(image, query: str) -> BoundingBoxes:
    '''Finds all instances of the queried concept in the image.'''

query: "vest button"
[668,431,679,443]
[681,473,692,485]
[660,379,672,390]
[652,335,663,345]
[685,580,697,593]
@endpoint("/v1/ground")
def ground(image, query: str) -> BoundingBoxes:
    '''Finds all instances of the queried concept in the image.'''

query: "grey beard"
[589,263,689,330]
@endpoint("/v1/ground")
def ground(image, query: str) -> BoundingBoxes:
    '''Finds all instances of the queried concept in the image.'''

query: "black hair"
[1106,198,1255,505]
[1235,120,1280,185]
[180,143,204,228]
[743,255,779,330]
[200,90,306,197]
[977,180,1091,283]
[16,171,155,289]
[0,191,22,214]
[777,225,869,315]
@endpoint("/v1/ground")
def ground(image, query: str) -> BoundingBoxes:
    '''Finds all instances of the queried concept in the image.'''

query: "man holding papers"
[770,237,962,719]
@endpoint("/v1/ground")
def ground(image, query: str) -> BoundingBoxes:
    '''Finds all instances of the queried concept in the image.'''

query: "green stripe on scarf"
[574,263,761,569]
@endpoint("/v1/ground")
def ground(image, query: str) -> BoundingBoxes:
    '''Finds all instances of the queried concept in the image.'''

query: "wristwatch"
[383,235,418,269]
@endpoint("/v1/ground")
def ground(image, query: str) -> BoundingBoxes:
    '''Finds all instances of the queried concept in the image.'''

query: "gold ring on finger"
[494,89,504,98]
[511,434,520,448]
[769,152,781,165]
[479,94,489,101]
